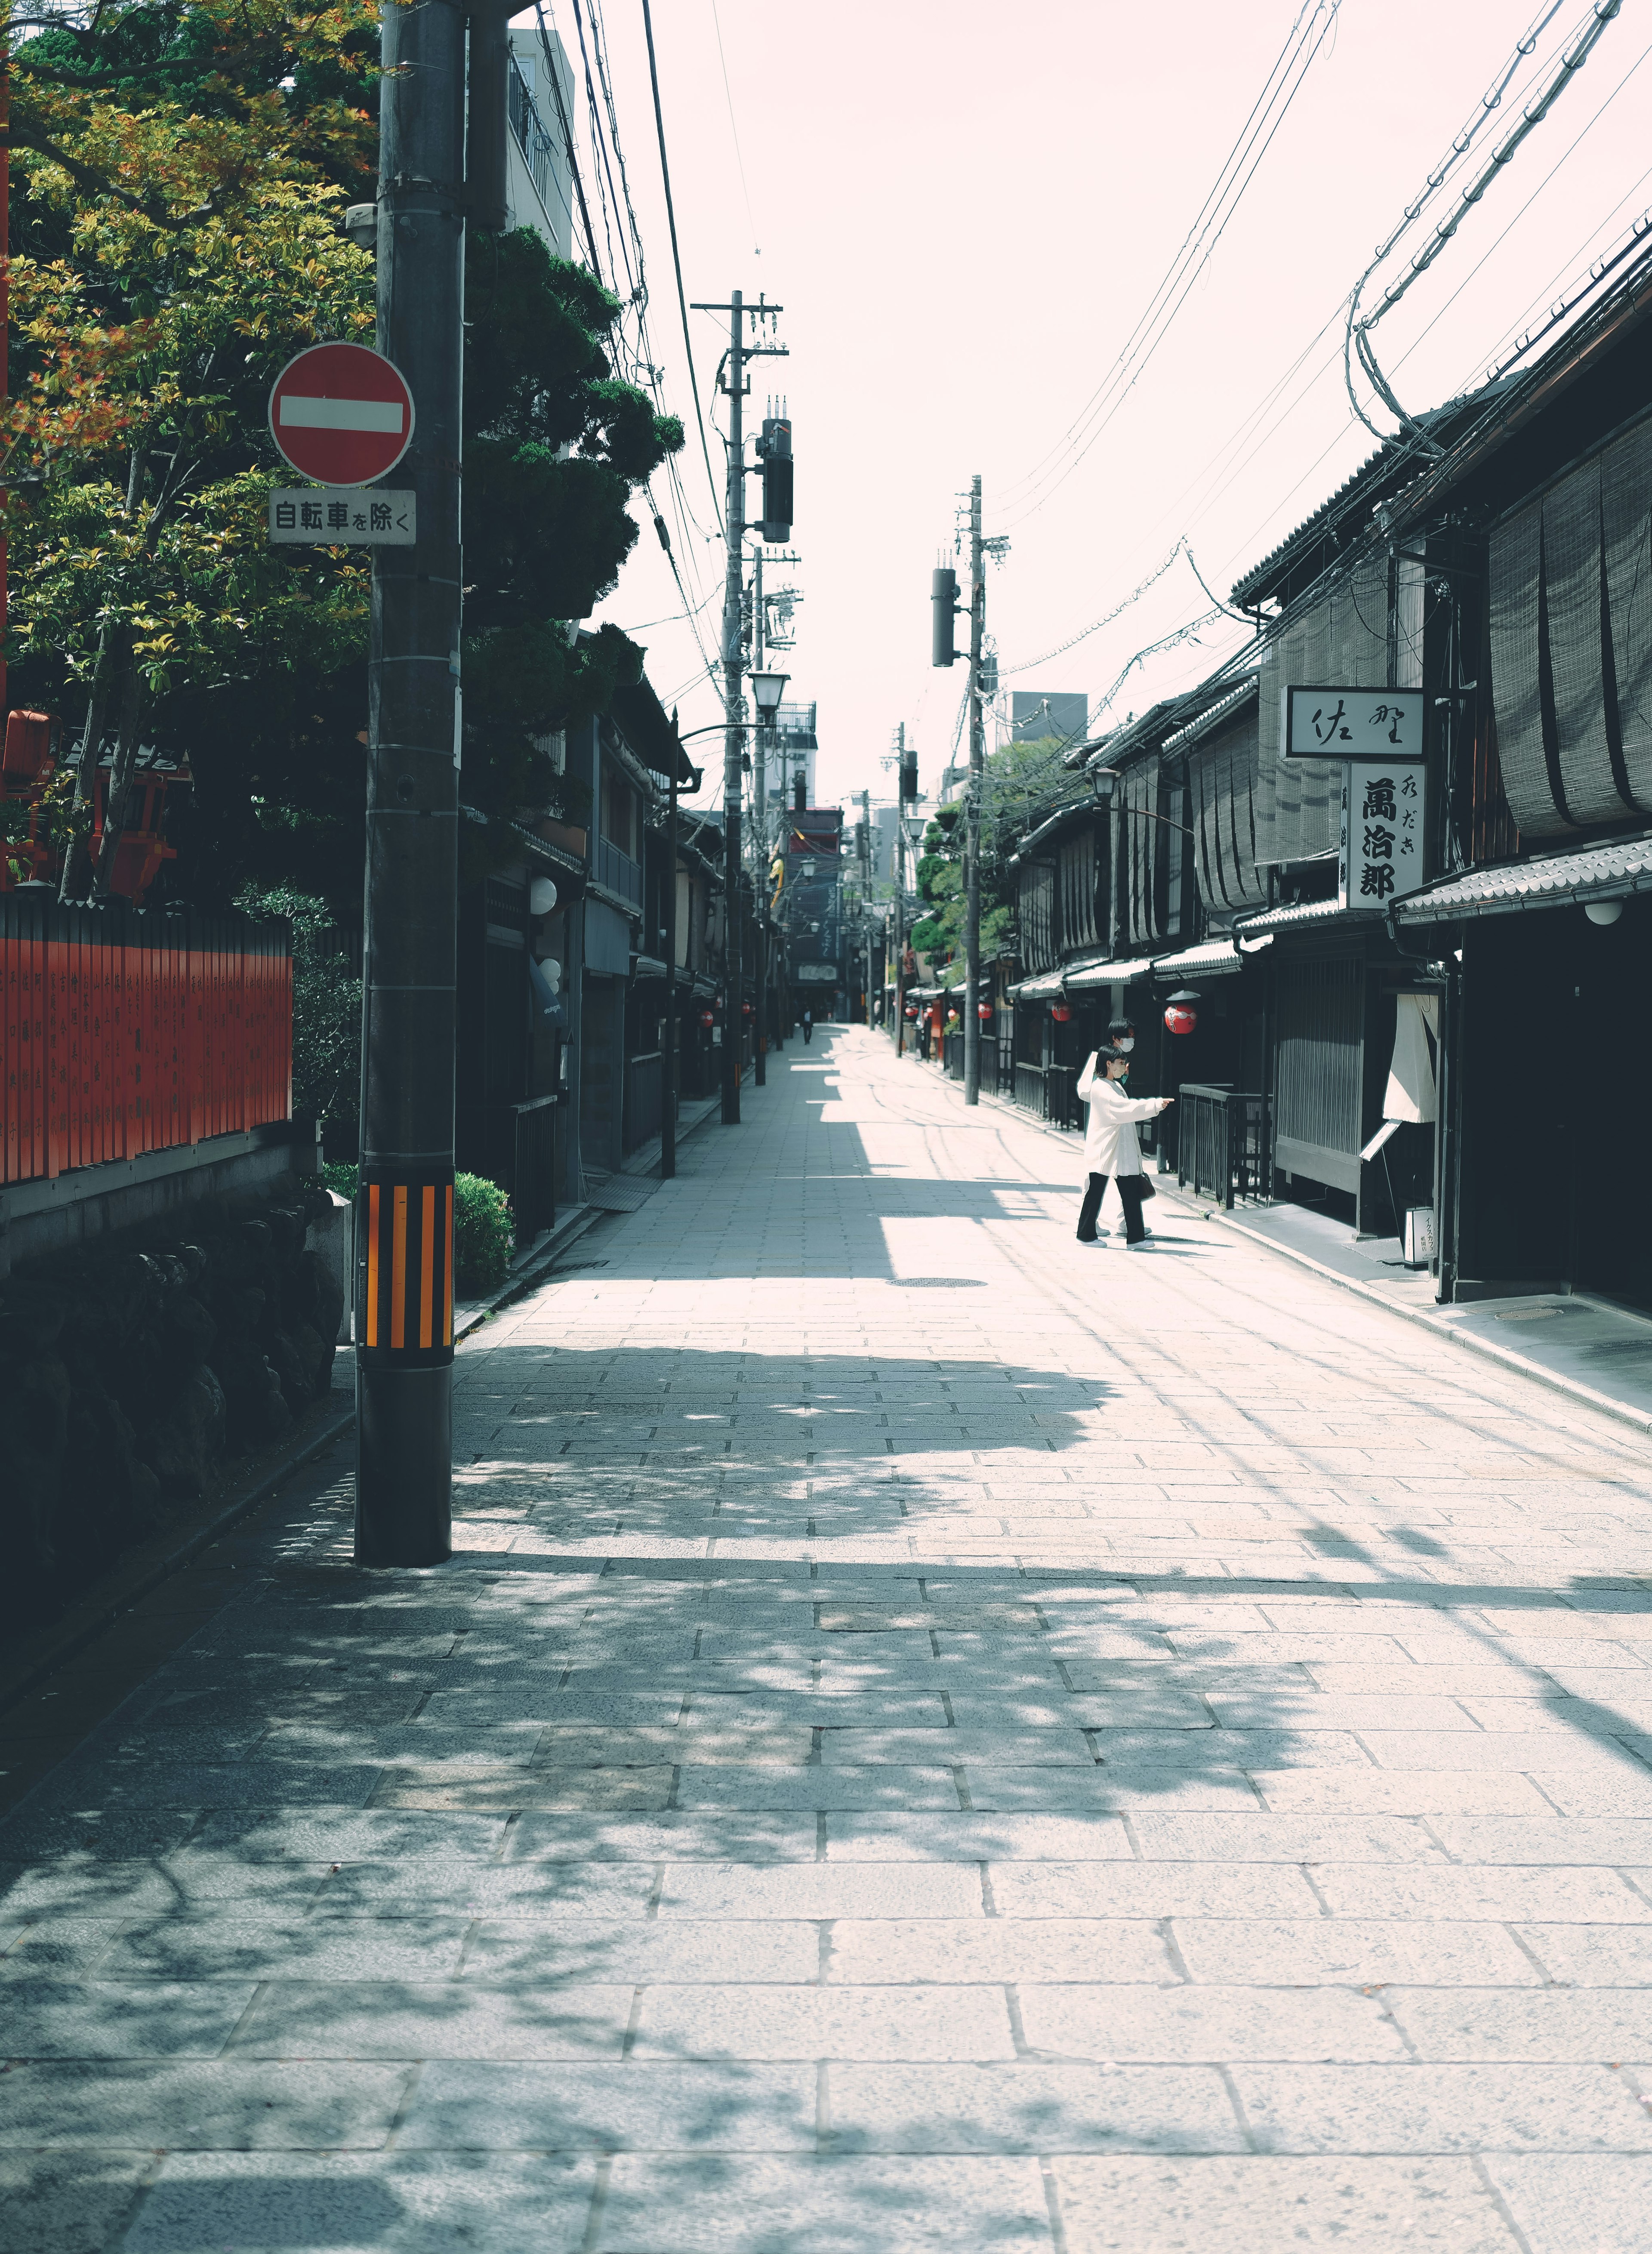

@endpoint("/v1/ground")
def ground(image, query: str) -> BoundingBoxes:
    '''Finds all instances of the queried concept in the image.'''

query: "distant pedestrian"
[802,1008,813,1044]
[1075,1046,1172,1249]
[1107,1013,1136,1054]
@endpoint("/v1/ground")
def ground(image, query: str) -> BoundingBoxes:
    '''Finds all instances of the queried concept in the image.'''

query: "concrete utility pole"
[893,724,907,1056]
[751,545,766,1087]
[963,474,984,1107]
[662,713,682,1182]
[354,0,469,1565]
[860,788,874,1023]
[719,292,745,1124]
[694,290,787,1126]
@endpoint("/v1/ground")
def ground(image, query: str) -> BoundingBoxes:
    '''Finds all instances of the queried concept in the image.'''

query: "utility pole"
[354,0,469,1565]
[860,787,873,1024]
[751,544,766,1087]
[662,713,682,1181]
[694,290,787,1126]
[893,724,907,1056]
[719,292,745,1125]
[963,474,984,1107]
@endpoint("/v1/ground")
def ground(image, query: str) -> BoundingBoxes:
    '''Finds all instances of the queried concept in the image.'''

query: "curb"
[1151,1174,1652,1440]
[913,1044,1652,1445]
[0,1397,356,1722]
[0,1077,745,1720]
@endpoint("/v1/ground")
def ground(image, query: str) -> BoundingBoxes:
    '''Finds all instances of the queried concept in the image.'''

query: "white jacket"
[1076,1052,1170,1177]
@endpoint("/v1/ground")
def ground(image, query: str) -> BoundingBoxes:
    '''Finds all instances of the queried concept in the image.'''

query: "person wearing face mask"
[1073,1045,1173,1248]
[1098,1017,1142,1233]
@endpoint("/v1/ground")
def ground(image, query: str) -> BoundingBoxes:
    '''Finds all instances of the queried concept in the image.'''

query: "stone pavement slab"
[12,1025,1652,2248]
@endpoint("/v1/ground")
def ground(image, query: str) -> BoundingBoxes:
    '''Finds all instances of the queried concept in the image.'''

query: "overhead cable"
[1345,0,1626,447]
[708,0,761,253]
[640,0,727,536]
[1000,0,1342,530]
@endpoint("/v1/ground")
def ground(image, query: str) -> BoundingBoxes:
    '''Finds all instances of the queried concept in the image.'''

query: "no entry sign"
[268,341,414,486]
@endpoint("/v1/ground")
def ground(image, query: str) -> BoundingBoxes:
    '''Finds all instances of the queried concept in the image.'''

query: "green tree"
[3,4,684,913]
[909,739,1079,963]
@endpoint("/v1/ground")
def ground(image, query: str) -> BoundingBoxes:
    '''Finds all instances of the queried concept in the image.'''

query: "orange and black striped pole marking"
[359,1171,454,1367]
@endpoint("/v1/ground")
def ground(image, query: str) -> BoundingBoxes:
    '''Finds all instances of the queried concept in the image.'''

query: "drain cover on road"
[583,1176,659,1212]
[897,1277,986,1288]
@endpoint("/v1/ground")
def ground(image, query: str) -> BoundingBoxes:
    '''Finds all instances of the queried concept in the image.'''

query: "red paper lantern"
[699,1010,715,1029]
[1164,988,1199,1036]
[741,1002,754,1017]
[904,1005,919,1020]
[977,1001,993,1020]
[1051,1003,1072,1023]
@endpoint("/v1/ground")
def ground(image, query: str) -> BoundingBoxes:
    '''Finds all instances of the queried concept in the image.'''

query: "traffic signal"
[757,416,792,541]
[854,821,868,864]
[900,746,918,803]
[931,568,957,667]
[979,648,998,699]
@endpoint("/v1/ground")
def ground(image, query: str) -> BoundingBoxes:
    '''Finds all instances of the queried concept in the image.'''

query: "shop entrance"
[1456,901,1652,1308]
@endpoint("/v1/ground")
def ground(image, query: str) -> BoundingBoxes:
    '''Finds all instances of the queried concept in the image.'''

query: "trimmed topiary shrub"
[454,1172,515,1294]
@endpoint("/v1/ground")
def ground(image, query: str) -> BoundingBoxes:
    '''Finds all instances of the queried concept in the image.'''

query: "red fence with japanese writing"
[1,896,293,1185]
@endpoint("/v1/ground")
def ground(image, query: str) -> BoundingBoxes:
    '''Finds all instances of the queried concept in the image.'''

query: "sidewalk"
[6,1024,1652,2251]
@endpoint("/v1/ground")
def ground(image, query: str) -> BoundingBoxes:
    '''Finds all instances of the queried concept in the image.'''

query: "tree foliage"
[3,3,684,913]
[908,740,1078,963]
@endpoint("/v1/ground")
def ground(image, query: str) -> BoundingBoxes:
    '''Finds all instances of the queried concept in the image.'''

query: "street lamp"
[1088,760,1193,834]
[749,670,789,719]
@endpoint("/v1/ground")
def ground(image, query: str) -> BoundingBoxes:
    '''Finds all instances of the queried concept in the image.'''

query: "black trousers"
[803,1022,813,1043]
[1077,1171,1147,1244]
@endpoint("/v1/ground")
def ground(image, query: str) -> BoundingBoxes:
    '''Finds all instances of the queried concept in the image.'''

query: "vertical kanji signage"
[1340,762,1426,908]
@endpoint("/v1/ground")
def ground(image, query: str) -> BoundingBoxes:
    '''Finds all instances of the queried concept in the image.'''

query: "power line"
[707,0,760,254]
[1346,0,1627,446]
[1000,0,1342,529]
[640,0,726,537]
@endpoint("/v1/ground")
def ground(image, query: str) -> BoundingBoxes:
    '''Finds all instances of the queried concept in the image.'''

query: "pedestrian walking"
[1075,1046,1173,1248]
[802,1007,813,1044]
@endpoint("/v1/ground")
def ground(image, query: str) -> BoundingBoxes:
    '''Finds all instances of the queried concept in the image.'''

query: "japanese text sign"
[1339,761,1425,909]
[1286,685,1423,761]
[268,489,416,545]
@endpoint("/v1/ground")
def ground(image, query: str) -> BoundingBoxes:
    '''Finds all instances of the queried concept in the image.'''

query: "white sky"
[524,0,1652,815]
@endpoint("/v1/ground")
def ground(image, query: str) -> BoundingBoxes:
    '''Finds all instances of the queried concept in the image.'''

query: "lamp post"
[747,669,788,1079]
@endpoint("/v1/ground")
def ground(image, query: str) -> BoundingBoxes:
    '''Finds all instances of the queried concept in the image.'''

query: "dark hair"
[1107,1016,1135,1036]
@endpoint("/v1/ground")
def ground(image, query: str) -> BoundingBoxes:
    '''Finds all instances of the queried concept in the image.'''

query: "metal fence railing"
[1176,1083,1267,1208]
[1013,1062,1080,1130]
[623,1050,663,1153]
[2,894,292,1185]
[510,1093,559,1241]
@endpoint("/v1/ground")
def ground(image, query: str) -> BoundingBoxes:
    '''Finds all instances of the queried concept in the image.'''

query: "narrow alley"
[8,1026,1652,2252]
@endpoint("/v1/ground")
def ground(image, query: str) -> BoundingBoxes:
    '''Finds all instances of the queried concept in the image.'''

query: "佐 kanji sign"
[268,341,414,485]
[268,488,415,545]
[1339,761,1425,909]
[1286,685,1423,761]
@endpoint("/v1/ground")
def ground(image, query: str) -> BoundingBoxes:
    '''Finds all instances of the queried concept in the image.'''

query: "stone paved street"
[11,1023,1652,2250]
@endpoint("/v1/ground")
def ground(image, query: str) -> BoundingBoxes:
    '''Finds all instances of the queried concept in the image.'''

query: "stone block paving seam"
[7,1028,1652,2250]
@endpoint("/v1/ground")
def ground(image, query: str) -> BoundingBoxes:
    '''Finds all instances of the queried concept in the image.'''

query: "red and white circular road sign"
[268,341,415,486]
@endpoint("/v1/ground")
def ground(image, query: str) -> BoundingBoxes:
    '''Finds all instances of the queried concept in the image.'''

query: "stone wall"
[0,1182,345,1630]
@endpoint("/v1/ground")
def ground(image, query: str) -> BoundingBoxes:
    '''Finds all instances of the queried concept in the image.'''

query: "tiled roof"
[1234,899,1382,933]
[1396,835,1652,919]
[1149,940,1242,979]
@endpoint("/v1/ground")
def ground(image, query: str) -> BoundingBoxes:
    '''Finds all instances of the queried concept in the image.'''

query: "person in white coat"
[1074,1047,1173,1247]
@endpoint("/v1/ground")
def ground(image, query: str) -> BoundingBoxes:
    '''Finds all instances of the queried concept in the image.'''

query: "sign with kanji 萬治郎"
[1339,761,1425,908]
[268,489,415,545]
[1286,685,1423,760]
